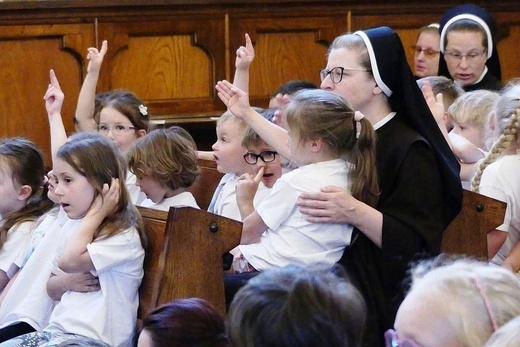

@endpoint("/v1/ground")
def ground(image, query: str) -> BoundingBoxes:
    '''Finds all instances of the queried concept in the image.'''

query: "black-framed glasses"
[97,124,136,136]
[411,45,440,58]
[319,66,371,84]
[243,151,278,165]
[444,50,486,64]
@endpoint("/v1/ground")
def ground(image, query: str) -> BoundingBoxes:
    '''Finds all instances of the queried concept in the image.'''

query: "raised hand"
[235,33,255,71]
[215,80,251,118]
[421,80,446,126]
[43,69,64,118]
[86,40,108,74]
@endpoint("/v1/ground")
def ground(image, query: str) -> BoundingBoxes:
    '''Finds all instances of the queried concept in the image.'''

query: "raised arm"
[44,69,67,163]
[216,80,290,159]
[58,178,119,273]
[233,33,255,93]
[74,40,108,132]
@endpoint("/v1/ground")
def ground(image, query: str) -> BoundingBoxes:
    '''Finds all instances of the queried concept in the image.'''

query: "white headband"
[440,14,493,58]
[354,30,393,97]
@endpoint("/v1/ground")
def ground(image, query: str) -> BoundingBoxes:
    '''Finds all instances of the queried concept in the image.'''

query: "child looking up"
[216,84,378,271]
[127,126,200,211]
[0,138,54,291]
[0,133,145,347]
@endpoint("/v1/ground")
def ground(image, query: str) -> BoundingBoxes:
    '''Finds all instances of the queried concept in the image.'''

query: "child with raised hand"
[0,138,54,292]
[127,126,200,211]
[0,133,145,347]
[471,80,520,269]
[217,81,378,271]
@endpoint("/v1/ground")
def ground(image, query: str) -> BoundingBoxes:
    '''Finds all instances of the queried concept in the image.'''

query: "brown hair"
[285,89,379,207]
[141,298,230,347]
[0,138,54,249]
[95,90,150,132]
[328,33,373,75]
[128,126,199,190]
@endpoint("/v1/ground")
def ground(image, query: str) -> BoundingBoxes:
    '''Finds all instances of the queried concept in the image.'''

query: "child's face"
[99,106,145,154]
[46,170,59,204]
[450,121,486,149]
[245,141,283,188]
[135,171,169,204]
[0,165,25,217]
[53,157,96,219]
[212,119,252,175]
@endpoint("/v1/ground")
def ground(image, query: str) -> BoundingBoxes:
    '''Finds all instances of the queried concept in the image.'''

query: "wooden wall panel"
[0,24,91,167]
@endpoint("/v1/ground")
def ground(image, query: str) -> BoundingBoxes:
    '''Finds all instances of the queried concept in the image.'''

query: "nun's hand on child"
[235,33,255,71]
[65,272,100,293]
[88,178,120,221]
[297,185,358,224]
[215,80,251,118]
[86,39,108,74]
[44,69,64,118]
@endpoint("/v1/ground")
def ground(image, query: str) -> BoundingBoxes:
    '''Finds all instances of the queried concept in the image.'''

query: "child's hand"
[43,69,64,118]
[421,80,446,125]
[88,178,120,220]
[216,80,251,118]
[86,40,108,74]
[235,33,255,71]
[236,167,264,207]
[64,272,100,292]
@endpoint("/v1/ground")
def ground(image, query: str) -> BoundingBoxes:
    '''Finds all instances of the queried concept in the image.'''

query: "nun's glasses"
[320,66,371,84]
[444,50,486,64]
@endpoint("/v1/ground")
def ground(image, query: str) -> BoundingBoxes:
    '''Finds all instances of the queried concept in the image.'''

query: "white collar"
[372,112,396,130]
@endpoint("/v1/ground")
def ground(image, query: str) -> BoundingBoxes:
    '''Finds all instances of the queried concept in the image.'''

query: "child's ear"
[136,129,147,138]
[310,138,322,153]
[17,185,33,201]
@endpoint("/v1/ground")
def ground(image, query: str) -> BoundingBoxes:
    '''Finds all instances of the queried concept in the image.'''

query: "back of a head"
[140,298,230,347]
[227,265,366,347]
[408,257,520,346]
[447,90,497,129]
[417,75,464,109]
[483,315,520,347]
[270,80,317,97]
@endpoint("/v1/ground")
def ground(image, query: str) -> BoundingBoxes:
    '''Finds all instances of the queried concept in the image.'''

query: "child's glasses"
[243,151,278,165]
[411,45,440,58]
[97,124,136,136]
[384,329,422,347]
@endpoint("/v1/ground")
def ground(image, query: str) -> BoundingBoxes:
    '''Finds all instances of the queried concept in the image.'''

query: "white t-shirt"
[0,208,70,330]
[139,191,200,212]
[45,226,144,347]
[479,154,520,266]
[0,220,35,279]
[211,173,269,221]
[240,159,353,270]
[126,170,146,205]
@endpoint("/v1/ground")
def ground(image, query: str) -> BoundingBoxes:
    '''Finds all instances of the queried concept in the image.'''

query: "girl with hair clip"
[438,4,503,92]
[0,133,146,347]
[74,40,150,205]
[218,26,462,346]
[388,257,520,347]
[471,80,520,273]
[0,138,54,292]
[217,86,378,273]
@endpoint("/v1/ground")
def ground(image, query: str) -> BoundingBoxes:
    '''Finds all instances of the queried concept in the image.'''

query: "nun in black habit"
[298,26,462,346]
[438,4,503,92]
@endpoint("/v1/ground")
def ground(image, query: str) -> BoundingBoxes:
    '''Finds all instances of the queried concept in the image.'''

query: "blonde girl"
[1,133,145,347]
[471,80,520,271]
[0,138,54,292]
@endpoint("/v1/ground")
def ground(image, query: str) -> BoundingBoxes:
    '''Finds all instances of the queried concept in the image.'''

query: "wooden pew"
[441,189,507,259]
[188,159,223,210]
[137,206,242,322]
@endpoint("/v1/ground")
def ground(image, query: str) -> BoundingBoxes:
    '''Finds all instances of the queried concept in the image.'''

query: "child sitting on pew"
[127,126,200,211]
[216,82,378,271]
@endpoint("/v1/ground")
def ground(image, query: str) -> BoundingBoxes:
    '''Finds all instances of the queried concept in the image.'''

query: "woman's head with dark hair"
[138,298,230,347]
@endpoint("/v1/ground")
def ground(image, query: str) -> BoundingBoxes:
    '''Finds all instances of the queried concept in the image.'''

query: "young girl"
[0,138,54,292]
[471,80,520,271]
[127,126,200,211]
[0,133,145,347]
[74,40,150,204]
[217,86,378,271]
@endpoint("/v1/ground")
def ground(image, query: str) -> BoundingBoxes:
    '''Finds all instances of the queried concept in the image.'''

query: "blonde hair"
[408,257,520,347]
[471,81,520,191]
[128,126,199,191]
[285,89,379,207]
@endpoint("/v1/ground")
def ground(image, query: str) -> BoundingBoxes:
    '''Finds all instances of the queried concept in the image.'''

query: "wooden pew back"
[441,189,506,259]
[137,206,242,321]
[188,159,223,210]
